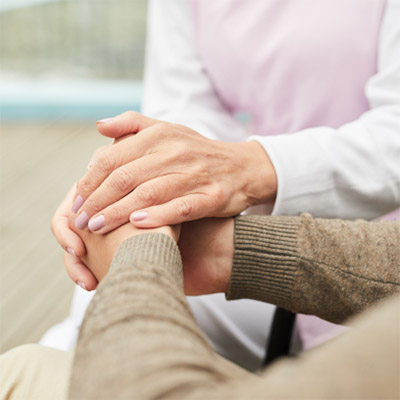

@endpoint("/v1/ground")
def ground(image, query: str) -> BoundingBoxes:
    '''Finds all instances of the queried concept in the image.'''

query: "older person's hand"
[62,207,233,295]
[69,214,233,295]
[179,217,234,295]
[68,214,180,283]
[71,111,277,233]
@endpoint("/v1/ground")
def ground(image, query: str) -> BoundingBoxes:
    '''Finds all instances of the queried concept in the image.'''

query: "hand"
[179,218,234,295]
[68,215,180,282]
[51,185,98,291]
[72,111,277,233]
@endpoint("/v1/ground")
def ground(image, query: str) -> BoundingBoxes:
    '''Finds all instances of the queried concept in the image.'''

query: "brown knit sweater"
[69,214,400,399]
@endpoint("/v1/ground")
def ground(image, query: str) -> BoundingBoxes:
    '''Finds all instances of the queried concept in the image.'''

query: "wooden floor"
[0,121,109,353]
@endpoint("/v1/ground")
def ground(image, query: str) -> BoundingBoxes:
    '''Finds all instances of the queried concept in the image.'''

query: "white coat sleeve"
[143,0,400,220]
[250,0,400,219]
[142,0,247,142]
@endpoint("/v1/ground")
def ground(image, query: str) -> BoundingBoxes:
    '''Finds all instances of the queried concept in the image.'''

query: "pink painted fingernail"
[76,281,87,290]
[88,215,105,232]
[72,195,84,213]
[131,211,148,222]
[96,117,115,124]
[75,211,89,229]
[66,247,75,256]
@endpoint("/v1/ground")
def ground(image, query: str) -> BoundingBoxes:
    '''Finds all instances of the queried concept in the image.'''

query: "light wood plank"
[1,122,109,353]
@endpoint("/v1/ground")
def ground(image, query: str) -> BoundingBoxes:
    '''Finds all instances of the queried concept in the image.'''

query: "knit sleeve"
[69,227,400,399]
[69,233,254,399]
[228,214,400,323]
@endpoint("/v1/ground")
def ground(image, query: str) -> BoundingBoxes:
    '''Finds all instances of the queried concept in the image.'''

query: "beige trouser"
[0,344,72,400]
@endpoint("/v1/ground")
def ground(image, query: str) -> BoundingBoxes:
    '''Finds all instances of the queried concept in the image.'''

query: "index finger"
[73,125,161,214]
[96,111,159,138]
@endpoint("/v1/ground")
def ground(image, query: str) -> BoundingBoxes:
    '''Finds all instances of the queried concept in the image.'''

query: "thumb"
[96,111,159,138]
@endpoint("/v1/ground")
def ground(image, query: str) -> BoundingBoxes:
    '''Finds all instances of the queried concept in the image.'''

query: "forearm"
[69,233,253,399]
[228,214,400,323]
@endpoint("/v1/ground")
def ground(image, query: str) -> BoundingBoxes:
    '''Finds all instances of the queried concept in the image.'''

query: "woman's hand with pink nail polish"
[72,111,276,234]
[51,185,87,258]
[51,185,98,291]
[64,252,98,291]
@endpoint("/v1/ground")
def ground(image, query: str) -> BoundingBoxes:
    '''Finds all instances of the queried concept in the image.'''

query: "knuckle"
[179,141,192,155]
[104,207,121,224]
[213,184,228,204]
[110,167,133,193]
[93,145,109,158]
[154,122,174,138]
[103,205,129,226]
[77,176,94,197]
[125,110,139,119]
[156,121,169,131]
[84,194,108,215]
[96,151,116,174]
[208,185,229,214]
[135,183,158,205]
[177,198,192,218]
[50,215,66,240]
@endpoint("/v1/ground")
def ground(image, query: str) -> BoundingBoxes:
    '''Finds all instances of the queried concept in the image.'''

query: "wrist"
[179,218,234,295]
[237,140,277,206]
[211,217,234,293]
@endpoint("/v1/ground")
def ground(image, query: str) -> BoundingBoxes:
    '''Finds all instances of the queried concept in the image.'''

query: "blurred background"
[0,0,147,352]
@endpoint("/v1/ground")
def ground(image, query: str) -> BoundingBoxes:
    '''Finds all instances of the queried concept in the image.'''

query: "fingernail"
[75,211,89,229]
[88,215,105,232]
[88,158,95,169]
[96,117,115,124]
[76,281,87,290]
[66,247,75,256]
[72,195,84,213]
[131,211,148,222]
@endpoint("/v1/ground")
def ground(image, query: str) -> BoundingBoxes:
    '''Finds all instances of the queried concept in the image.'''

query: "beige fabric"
[229,214,400,323]
[69,216,400,399]
[0,344,72,400]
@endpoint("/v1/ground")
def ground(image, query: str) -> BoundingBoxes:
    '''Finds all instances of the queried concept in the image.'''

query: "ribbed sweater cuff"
[227,216,299,309]
[110,233,183,284]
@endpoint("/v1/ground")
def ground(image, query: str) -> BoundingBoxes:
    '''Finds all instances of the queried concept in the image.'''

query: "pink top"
[191,0,393,350]
[191,0,386,136]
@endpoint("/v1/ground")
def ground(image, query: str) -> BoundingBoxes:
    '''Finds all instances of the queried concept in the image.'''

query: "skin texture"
[68,215,180,283]
[52,184,235,292]
[73,111,276,232]
[52,112,275,289]
[179,218,234,295]
[51,185,97,291]
[68,214,234,294]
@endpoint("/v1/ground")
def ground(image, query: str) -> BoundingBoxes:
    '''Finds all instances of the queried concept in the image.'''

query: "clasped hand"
[51,111,276,292]
[72,111,275,232]
[67,212,234,296]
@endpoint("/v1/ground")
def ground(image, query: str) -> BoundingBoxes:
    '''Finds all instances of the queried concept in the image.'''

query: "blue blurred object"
[0,0,60,12]
[0,79,142,120]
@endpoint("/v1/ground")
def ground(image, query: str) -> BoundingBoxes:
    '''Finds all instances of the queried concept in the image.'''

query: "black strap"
[263,307,296,366]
